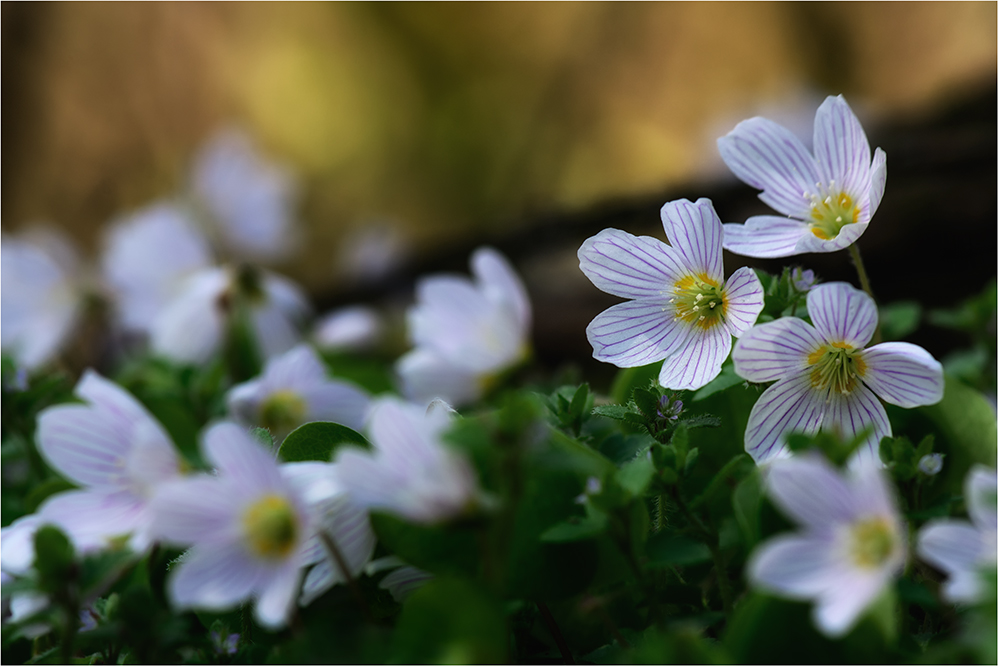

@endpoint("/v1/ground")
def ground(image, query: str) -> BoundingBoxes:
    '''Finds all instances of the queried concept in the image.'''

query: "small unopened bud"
[918,453,944,476]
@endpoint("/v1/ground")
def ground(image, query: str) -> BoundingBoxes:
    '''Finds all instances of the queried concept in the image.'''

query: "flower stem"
[672,489,733,617]
[319,531,374,623]
[847,243,882,344]
[536,601,575,664]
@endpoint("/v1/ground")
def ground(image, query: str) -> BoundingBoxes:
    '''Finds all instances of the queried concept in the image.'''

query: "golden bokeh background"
[3,2,995,295]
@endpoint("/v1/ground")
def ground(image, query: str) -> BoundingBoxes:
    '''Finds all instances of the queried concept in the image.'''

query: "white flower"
[396,247,531,406]
[35,370,184,551]
[149,423,311,629]
[313,306,383,352]
[151,265,311,365]
[192,128,298,263]
[279,462,377,606]
[717,95,887,258]
[1,228,83,370]
[335,397,479,524]
[227,344,370,442]
[732,282,944,464]
[917,465,998,604]
[917,453,944,476]
[101,201,213,334]
[578,198,765,390]
[748,453,906,637]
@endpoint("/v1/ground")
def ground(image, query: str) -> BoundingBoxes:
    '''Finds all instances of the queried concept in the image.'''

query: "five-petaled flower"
[718,95,886,258]
[748,453,906,637]
[578,197,765,390]
[732,282,944,464]
[917,464,997,604]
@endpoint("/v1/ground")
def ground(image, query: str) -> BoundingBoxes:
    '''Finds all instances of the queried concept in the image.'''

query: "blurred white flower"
[917,465,997,603]
[35,370,184,552]
[1,228,84,370]
[227,344,370,442]
[193,128,298,263]
[102,201,213,334]
[397,247,531,406]
[313,306,383,352]
[335,397,480,524]
[149,423,311,629]
[748,453,905,637]
[917,453,944,477]
[150,264,310,365]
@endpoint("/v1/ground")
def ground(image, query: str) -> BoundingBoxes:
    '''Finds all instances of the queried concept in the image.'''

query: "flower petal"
[148,476,244,545]
[472,247,531,332]
[868,148,887,218]
[814,569,888,638]
[918,521,983,575]
[717,117,820,219]
[966,465,998,532]
[720,266,765,337]
[169,543,266,612]
[744,373,825,464]
[794,221,869,255]
[733,318,824,383]
[304,383,371,432]
[379,565,433,603]
[202,423,284,494]
[860,342,944,408]
[657,324,730,391]
[822,383,891,464]
[586,299,688,368]
[151,268,228,364]
[722,216,808,259]
[765,454,858,528]
[812,95,871,199]
[806,282,878,348]
[396,349,482,407]
[748,532,847,598]
[254,561,301,629]
[659,199,724,281]
[262,344,328,389]
[578,228,685,299]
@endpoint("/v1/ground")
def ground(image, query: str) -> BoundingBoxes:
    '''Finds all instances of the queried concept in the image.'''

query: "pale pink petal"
[1,515,43,575]
[38,489,146,551]
[814,570,887,637]
[659,198,724,281]
[657,325,730,391]
[226,379,265,424]
[860,342,944,408]
[379,565,433,602]
[733,318,823,383]
[169,543,267,611]
[37,404,133,488]
[744,374,825,464]
[822,383,891,463]
[263,344,328,389]
[765,454,858,528]
[151,268,228,364]
[812,95,872,198]
[717,117,820,220]
[806,282,878,347]
[148,476,244,545]
[202,422,284,493]
[748,532,847,598]
[586,300,689,368]
[578,228,686,299]
[472,247,531,332]
[918,521,983,576]
[721,216,808,259]
[304,383,371,432]
[848,461,902,523]
[868,148,887,218]
[396,349,482,407]
[720,266,765,337]
[253,561,301,629]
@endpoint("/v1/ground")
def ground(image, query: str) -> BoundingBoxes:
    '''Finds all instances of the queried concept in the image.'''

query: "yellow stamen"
[259,389,308,435]
[243,494,298,560]
[808,343,866,397]
[806,190,860,240]
[849,516,898,569]
[672,273,727,329]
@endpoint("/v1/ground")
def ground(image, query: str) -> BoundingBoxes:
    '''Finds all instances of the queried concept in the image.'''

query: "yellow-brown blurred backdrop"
[3,2,995,293]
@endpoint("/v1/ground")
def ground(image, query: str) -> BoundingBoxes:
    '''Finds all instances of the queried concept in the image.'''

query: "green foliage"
[277,421,369,462]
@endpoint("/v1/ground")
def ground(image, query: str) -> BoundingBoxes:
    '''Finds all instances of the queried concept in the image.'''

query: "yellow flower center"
[807,343,866,396]
[848,516,898,569]
[243,494,298,560]
[807,190,859,240]
[670,274,727,329]
[259,389,308,434]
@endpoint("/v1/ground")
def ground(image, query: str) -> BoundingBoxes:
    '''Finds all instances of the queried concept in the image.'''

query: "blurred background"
[3,2,996,376]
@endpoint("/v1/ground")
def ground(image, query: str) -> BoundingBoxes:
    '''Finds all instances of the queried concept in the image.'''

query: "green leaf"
[617,455,655,498]
[277,421,368,463]
[732,470,762,550]
[690,362,743,402]
[592,404,644,425]
[33,525,75,593]
[541,511,609,543]
[611,363,663,405]
[917,376,998,488]
[389,576,507,664]
[370,513,479,577]
[879,301,921,341]
[645,532,711,567]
